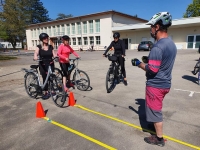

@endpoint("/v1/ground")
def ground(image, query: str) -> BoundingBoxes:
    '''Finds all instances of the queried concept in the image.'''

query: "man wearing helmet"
[34,33,57,99]
[57,35,80,92]
[132,12,177,147]
[103,32,128,86]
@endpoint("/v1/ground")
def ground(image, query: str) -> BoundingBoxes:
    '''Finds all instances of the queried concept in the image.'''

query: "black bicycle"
[105,53,123,93]
[22,57,67,107]
[54,58,90,91]
[192,57,200,85]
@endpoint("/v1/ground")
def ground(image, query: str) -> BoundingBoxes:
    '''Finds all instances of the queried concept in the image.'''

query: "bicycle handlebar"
[104,53,111,58]
[69,57,81,62]
[33,57,59,62]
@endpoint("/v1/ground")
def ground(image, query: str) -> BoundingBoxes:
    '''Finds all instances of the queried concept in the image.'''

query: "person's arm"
[34,47,39,60]
[141,47,162,74]
[69,46,80,57]
[57,45,66,60]
[103,41,113,55]
[121,40,125,57]
[51,45,57,58]
[138,63,147,71]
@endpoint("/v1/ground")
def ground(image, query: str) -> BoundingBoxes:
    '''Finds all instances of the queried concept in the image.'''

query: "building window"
[83,21,87,34]
[89,20,93,34]
[89,36,94,44]
[95,19,100,33]
[83,37,88,45]
[48,27,51,36]
[34,29,36,38]
[71,23,75,34]
[31,30,33,38]
[72,38,76,45]
[77,22,81,34]
[57,25,60,35]
[53,26,55,36]
[78,37,82,45]
[95,36,100,45]
[40,28,43,34]
[37,28,40,37]
[61,25,65,34]
[67,24,70,35]
[44,27,47,33]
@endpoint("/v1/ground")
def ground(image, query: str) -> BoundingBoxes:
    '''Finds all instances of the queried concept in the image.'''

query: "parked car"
[138,41,153,51]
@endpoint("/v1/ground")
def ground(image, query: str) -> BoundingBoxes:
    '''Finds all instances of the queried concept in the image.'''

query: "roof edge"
[27,10,147,28]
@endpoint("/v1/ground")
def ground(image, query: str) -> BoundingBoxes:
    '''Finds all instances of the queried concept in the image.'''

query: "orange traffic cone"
[36,101,46,118]
[68,92,76,106]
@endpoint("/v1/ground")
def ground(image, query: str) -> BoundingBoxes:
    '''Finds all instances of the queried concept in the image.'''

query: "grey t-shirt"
[145,37,177,88]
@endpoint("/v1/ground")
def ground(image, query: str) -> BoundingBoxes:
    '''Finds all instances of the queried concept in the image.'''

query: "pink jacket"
[57,44,79,63]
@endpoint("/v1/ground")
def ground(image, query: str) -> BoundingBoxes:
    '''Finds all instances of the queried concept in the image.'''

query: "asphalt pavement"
[0,49,200,150]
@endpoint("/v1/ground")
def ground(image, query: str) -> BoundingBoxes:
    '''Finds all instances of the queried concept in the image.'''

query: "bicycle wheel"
[106,67,116,93]
[50,75,67,107]
[54,68,63,80]
[73,70,90,91]
[24,72,39,98]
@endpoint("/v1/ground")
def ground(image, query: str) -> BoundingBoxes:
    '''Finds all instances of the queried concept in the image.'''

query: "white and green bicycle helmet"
[146,12,172,26]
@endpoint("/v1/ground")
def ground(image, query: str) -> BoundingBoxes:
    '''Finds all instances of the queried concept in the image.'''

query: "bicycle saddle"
[30,65,39,69]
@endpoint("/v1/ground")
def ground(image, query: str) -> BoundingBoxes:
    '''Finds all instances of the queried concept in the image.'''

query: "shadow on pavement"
[182,75,198,84]
[0,70,22,77]
[129,98,156,134]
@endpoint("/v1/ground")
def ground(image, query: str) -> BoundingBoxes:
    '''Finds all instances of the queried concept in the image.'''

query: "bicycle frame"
[108,55,122,82]
[23,59,55,91]
[69,58,81,77]
[37,65,53,90]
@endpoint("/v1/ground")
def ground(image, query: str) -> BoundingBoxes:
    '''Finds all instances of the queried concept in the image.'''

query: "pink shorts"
[146,86,170,111]
[146,86,170,122]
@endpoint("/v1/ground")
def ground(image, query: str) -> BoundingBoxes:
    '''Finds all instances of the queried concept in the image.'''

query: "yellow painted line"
[75,105,200,150]
[43,117,117,150]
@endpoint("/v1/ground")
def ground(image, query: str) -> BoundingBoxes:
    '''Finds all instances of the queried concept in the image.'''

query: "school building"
[26,10,200,51]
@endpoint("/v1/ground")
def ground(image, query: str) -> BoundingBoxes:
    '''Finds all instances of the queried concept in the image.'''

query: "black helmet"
[113,32,120,38]
[39,33,49,41]
[62,35,70,40]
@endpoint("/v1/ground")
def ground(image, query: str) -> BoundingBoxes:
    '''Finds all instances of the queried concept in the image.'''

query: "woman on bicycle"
[103,32,127,86]
[33,33,57,99]
[57,35,80,92]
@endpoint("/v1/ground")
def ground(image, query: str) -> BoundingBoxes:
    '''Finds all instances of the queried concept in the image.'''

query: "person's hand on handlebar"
[33,56,38,61]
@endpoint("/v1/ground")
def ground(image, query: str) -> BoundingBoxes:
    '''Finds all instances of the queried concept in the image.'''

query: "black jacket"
[104,39,125,55]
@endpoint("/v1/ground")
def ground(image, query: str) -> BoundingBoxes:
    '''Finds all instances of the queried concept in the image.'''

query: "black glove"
[142,56,149,63]
[131,58,141,66]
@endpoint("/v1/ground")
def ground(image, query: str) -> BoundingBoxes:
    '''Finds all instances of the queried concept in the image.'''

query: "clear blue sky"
[41,0,192,20]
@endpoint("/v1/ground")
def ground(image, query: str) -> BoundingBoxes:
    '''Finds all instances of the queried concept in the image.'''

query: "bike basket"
[108,55,117,61]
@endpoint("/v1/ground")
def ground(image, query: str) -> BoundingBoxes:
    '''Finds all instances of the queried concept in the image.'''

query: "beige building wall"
[168,26,200,49]
[112,14,145,27]
[120,29,152,50]
[119,25,200,50]
[26,12,146,51]
[26,16,110,50]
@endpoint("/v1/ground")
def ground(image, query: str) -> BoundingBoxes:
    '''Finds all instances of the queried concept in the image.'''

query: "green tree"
[0,24,9,40]
[56,13,73,20]
[0,0,30,49]
[183,0,200,18]
[29,0,51,24]
[0,0,51,49]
